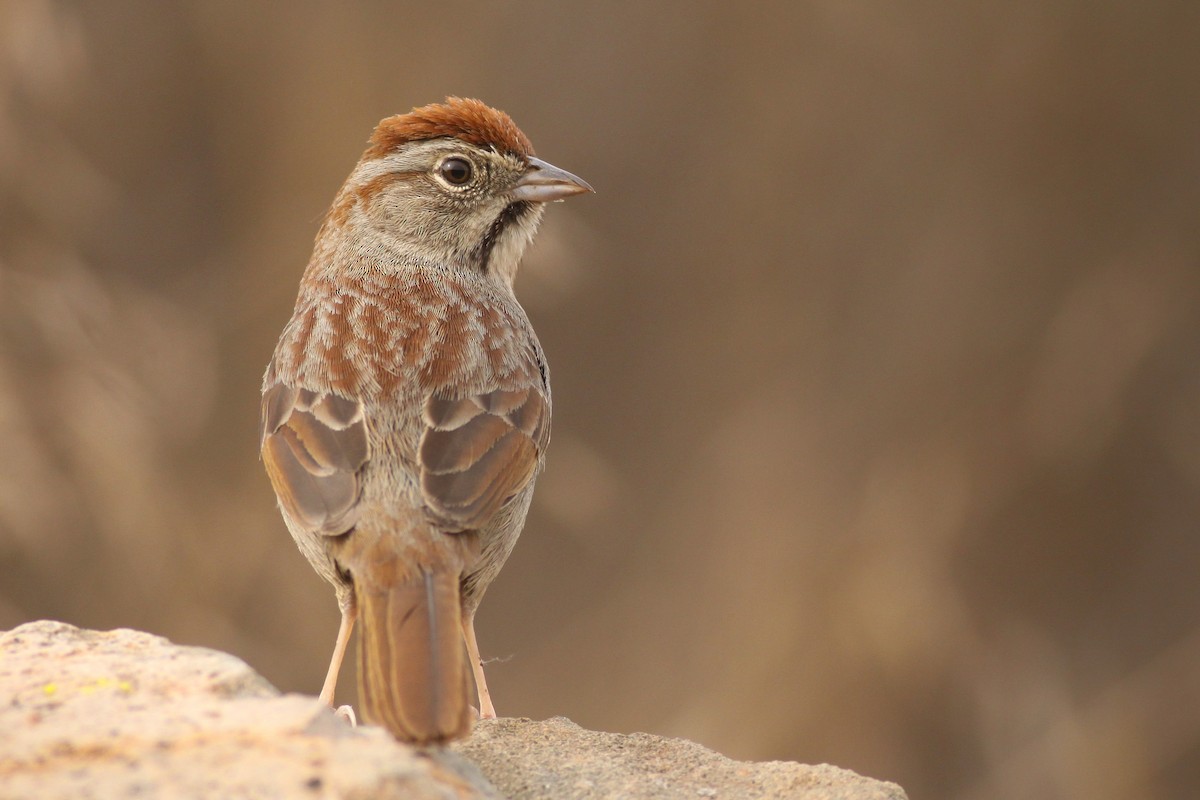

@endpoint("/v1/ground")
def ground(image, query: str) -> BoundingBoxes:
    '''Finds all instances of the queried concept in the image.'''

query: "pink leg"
[319,604,357,707]
[462,611,496,719]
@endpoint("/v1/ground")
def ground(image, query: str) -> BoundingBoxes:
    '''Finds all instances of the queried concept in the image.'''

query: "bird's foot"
[334,704,357,726]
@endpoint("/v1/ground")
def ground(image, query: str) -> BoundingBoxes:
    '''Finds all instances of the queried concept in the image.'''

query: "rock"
[0,621,906,800]
[0,620,496,799]
[457,717,907,800]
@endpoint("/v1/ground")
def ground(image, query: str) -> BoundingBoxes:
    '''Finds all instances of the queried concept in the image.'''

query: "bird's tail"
[353,560,473,744]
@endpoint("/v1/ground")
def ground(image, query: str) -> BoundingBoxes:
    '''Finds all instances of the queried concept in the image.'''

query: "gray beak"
[511,156,594,203]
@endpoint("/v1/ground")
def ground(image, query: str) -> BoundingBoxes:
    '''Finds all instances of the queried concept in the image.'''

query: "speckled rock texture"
[0,621,906,800]
[458,717,907,800]
[0,620,494,799]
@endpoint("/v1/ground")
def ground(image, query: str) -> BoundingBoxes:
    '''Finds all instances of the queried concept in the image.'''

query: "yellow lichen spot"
[81,677,115,695]
[42,683,58,696]
[118,681,133,694]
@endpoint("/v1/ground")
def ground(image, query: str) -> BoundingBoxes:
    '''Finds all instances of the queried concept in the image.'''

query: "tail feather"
[355,566,473,743]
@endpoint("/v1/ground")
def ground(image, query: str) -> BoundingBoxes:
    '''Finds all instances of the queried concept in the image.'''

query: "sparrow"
[260,97,591,743]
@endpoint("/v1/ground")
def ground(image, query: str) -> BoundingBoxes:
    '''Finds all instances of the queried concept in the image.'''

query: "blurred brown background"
[2,2,1199,798]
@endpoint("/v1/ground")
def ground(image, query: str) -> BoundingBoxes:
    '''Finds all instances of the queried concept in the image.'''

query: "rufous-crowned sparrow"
[260,97,591,744]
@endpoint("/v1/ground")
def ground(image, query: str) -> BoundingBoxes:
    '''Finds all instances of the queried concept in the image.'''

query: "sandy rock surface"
[0,621,906,799]
[459,717,907,800]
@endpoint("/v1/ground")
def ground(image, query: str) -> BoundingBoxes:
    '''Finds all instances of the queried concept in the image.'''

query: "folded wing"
[420,386,549,531]
[261,384,369,536]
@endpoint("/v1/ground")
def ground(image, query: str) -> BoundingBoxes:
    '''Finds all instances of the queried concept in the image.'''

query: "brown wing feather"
[261,383,368,536]
[420,413,512,473]
[419,386,549,531]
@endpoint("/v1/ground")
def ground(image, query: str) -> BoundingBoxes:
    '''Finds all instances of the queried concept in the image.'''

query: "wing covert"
[261,383,368,536]
[419,385,549,531]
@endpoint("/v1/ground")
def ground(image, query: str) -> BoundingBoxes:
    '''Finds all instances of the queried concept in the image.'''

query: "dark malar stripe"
[477,201,532,274]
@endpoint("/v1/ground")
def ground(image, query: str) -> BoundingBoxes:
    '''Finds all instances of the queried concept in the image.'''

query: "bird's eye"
[439,157,474,186]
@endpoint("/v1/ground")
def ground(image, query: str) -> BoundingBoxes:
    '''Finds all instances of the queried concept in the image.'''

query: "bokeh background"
[2,2,1198,798]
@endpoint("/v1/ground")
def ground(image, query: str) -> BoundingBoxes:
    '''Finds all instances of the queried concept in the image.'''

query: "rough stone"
[0,621,906,800]
[457,717,907,800]
[0,620,495,799]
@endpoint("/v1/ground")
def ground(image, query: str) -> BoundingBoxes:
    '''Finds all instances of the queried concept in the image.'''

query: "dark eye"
[439,157,473,186]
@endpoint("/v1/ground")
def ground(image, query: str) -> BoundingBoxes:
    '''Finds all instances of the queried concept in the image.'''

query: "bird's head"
[321,97,592,288]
